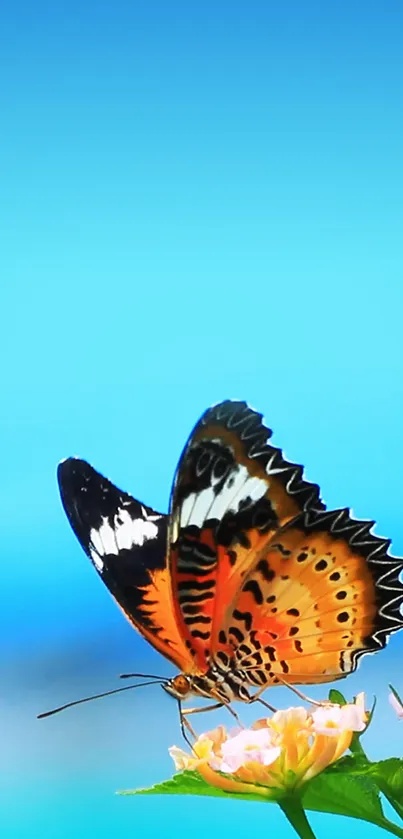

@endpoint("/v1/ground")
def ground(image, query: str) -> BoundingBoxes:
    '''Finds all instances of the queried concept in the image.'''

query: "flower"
[169,693,368,799]
[389,685,403,720]
[169,725,227,771]
[311,692,367,736]
[212,727,281,773]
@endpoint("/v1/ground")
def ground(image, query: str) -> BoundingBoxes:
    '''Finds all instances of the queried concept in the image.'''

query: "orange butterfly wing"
[57,458,194,673]
[167,401,403,686]
[167,401,325,671]
[218,507,403,686]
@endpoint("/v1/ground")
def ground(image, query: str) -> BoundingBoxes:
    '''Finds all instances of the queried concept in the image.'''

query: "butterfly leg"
[177,700,198,750]
[182,715,198,742]
[223,703,244,727]
[179,702,224,749]
[254,697,277,713]
[275,676,328,707]
[247,684,277,712]
[183,701,245,729]
[182,702,224,717]
[179,702,228,747]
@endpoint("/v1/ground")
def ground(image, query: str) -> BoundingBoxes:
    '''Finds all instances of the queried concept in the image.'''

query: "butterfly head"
[162,674,193,699]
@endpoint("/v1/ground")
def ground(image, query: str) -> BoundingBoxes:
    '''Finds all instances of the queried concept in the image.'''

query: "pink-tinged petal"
[238,728,276,747]
[260,745,282,766]
[271,707,311,731]
[221,728,273,756]
[226,726,243,739]
[312,696,367,736]
[311,705,344,736]
[218,745,281,774]
[389,691,403,719]
[215,727,278,772]
[340,703,366,732]
[355,692,366,716]
[208,755,224,771]
[219,756,244,773]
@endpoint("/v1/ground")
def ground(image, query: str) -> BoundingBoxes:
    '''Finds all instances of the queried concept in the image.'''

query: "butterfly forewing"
[57,458,193,672]
[167,401,326,671]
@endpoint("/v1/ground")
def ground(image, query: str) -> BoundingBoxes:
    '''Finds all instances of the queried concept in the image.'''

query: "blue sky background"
[1,1,403,836]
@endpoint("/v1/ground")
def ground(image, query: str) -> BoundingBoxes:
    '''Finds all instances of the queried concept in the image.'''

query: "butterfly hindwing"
[223,507,403,686]
[167,401,326,671]
[57,458,193,672]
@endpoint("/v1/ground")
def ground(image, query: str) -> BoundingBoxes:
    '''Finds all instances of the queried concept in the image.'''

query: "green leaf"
[303,770,403,836]
[370,759,403,802]
[303,768,384,820]
[311,755,403,828]
[324,754,372,774]
[322,751,403,820]
[368,759,403,821]
[349,733,367,757]
[119,770,272,802]
[328,688,347,705]
[122,761,403,836]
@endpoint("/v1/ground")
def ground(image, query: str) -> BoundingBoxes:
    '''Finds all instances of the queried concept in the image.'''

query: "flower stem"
[279,798,318,839]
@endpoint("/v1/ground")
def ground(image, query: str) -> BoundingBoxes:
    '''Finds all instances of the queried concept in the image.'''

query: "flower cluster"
[170,694,367,799]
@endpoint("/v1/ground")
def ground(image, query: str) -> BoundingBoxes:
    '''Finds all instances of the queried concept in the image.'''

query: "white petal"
[168,745,191,770]
[340,704,366,732]
[261,746,282,766]
[389,691,403,719]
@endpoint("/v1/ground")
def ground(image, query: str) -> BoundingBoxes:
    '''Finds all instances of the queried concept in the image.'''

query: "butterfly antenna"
[119,671,166,680]
[37,679,166,720]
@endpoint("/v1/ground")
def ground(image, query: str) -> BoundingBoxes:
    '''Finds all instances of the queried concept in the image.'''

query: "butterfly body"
[163,668,251,703]
[57,401,403,709]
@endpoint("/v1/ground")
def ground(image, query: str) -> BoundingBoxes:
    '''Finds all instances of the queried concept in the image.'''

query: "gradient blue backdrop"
[1,1,403,836]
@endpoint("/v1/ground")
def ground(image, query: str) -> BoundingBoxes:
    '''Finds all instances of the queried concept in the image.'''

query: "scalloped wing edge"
[289,505,403,666]
[199,400,326,513]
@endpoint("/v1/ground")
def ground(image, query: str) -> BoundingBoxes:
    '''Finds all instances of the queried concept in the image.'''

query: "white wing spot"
[181,465,268,528]
[89,507,162,565]
[90,547,104,571]
[126,514,160,547]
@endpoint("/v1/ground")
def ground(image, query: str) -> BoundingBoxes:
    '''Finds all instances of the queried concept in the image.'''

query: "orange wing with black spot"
[57,458,193,673]
[216,507,403,686]
[167,400,326,672]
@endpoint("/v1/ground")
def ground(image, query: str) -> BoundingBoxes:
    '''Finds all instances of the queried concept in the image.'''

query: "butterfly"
[53,400,403,735]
